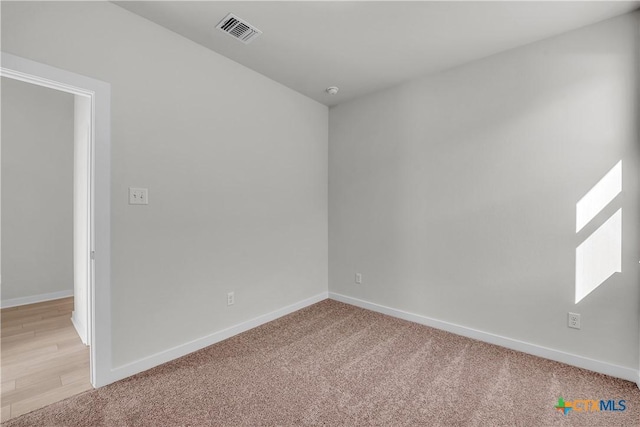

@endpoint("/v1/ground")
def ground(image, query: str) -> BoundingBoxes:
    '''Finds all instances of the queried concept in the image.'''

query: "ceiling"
[115,1,640,107]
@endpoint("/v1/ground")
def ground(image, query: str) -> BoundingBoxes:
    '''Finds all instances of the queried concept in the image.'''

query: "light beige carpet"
[4,299,639,426]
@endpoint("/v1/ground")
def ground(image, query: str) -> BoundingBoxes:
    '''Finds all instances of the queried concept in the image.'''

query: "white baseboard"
[108,291,329,384]
[329,292,639,383]
[1,290,73,309]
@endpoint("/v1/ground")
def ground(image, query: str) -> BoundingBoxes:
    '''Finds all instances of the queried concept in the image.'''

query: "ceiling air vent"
[216,13,262,44]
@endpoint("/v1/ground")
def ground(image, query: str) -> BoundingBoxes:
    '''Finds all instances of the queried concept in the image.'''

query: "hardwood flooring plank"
[2,304,71,320]
[1,300,72,320]
[1,380,16,393]
[56,338,87,352]
[1,405,10,423]
[60,364,90,386]
[2,346,89,382]
[0,325,29,337]
[15,359,88,390]
[11,378,92,418]
[1,313,48,328]
[1,333,80,356]
[0,330,35,344]
[1,305,72,324]
[4,298,72,312]
[0,297,89,421]
[33,325,79,340]
[0,344,58,365]
[1,376,62,406]
[20,315,72,331]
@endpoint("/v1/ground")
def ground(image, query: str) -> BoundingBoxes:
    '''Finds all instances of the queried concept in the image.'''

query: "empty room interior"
[1,1,639,425]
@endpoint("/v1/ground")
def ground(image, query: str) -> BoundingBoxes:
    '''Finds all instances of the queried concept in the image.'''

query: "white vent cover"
[216,13,262,44]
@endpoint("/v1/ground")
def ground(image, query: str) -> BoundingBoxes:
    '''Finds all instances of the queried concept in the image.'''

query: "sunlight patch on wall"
[574,160,622,305]
[575,209,622,304]
[575,161,621,232]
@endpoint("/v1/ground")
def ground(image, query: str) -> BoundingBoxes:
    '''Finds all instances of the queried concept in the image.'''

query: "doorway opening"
[1,77,89,419]
[0,53,112,419]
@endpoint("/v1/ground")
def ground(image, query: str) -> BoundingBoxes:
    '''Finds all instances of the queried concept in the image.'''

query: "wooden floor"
[1,297,91,421]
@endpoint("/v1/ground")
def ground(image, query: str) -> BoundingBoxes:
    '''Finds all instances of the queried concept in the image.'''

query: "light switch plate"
[129,187,148,205]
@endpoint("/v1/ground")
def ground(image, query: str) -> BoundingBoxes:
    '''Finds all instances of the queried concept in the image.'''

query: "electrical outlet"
[227,292,234,306]
[355,273,362,284]
[568,312,581,329]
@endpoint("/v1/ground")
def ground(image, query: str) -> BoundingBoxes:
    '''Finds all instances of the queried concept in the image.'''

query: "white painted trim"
[329,292,639,383]
[1,52,112,388]
[1,290,73,309]
[71,311,89,345]
[107,292,329,384]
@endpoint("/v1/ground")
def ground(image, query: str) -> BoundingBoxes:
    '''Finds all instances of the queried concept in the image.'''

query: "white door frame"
[1,52,112,387]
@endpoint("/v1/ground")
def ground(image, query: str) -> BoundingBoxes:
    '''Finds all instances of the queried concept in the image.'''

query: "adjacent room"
[1,1,639,426]
[1,77,92,419]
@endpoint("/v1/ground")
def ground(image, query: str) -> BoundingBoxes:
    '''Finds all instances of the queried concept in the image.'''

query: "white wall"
[1,77,74,302]
[1,2,328,368]
[329,12,640,370]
